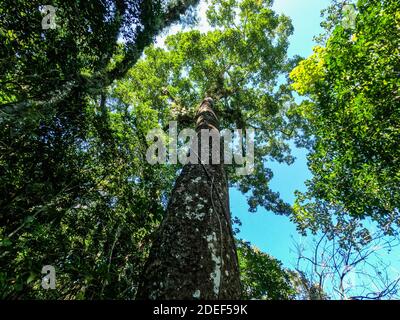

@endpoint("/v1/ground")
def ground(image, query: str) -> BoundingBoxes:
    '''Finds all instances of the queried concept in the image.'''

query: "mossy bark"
[136,98,241,299]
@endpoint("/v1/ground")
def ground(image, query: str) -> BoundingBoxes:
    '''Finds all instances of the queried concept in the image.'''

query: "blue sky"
[231,0,331,268]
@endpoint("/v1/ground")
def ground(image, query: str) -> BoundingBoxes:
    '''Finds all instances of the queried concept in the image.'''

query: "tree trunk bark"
[136,97,241,299]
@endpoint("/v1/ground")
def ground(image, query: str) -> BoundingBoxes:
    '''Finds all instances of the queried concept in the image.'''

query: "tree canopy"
[290,0,400,241]
[116,0,296,216]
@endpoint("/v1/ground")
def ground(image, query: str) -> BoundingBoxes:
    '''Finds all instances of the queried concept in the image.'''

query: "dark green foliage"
[237,240,295,300]
[0,0,198,299]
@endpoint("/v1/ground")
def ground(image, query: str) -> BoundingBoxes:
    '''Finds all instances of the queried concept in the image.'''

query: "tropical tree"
[124,0,297,298]
[289,0,400,240]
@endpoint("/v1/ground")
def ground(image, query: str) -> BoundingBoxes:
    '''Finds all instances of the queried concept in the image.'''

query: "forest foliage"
[0,0,399,299]
[290,0,400,244]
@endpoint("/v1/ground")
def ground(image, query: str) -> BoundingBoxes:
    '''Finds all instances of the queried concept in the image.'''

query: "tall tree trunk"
[136,97,241,299]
